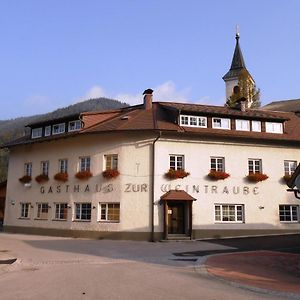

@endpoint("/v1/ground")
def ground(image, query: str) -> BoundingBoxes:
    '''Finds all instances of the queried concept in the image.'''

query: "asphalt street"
[0,233,299,300]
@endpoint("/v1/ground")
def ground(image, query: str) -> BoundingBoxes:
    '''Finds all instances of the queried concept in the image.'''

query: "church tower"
[223,31,255,108]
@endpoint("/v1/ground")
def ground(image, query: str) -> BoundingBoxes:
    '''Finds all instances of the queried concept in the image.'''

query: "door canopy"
[160,189,196,201]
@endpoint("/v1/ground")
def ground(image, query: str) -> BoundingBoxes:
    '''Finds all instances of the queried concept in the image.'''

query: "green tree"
[226,69,261,109]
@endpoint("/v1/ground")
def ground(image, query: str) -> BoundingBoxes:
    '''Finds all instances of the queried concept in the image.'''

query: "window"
[248,159,262,174]
[75,203,91,221]
[37,203,49,219]
[54,203,68,220]
[215,204,244,223]
[24,163,32,177]
[41,161,49,176]
[52,123,65,135]
[236,119,250,131]
[169,155,184,170]
[179,115,207,128]
[265,122,283,134]
[68,120,81,132]
[45,126,51,136]
[211,157,224,172]
[279,205,299,222]
[20,203,30,218]
[99,203,120,222]
[105,154,118,170]
[212,118,230,130]
[251,121,261,132]
[80,157,90,172]
[59,159,68,173]
[284,160,297,176]
[31,127,42,138]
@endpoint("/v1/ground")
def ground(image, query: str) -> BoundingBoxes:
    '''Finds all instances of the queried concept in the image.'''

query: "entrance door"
[167,202,185,234]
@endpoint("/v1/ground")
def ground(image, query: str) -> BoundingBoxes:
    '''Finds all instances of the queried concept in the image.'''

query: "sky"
[1,0,300,119]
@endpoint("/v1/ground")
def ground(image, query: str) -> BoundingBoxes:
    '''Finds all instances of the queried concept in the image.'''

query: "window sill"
[18,217,30,220]
[52,219,68,222]
[34,218,48,221]
[214,221,244,224]
[98,221,120,223]
[279,221,299,223]
[72,219,91,222]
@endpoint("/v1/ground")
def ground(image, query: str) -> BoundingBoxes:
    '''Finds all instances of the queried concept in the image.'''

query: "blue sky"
[1,0,300,119]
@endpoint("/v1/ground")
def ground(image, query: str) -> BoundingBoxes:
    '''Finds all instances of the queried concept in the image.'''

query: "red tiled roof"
[160,190,196,201]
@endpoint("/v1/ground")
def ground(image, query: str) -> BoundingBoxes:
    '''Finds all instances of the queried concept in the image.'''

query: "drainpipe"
[151,131,161,242]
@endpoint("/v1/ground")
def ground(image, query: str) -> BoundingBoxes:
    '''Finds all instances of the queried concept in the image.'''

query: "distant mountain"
[0,97,128,182]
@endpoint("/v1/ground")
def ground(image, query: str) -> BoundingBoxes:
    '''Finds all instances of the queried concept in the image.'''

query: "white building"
[3,35,300,240]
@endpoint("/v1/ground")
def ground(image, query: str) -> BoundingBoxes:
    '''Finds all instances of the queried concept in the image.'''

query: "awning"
[160,190,196,201]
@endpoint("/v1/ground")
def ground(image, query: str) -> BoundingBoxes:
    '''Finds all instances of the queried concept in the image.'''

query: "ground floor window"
[54,203,68,220]
[20,203,30,218]
[279,205,299,222]
[99,203,120,222]
[37,203,49,219]
[214,204,244,223]
[75,203,91,221]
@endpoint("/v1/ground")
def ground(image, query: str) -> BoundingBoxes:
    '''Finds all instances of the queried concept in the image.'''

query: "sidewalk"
[205,250,300,295]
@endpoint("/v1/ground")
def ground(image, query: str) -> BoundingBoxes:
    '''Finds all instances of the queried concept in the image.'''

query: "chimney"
[237,97,247,112]
[143,89,153,110]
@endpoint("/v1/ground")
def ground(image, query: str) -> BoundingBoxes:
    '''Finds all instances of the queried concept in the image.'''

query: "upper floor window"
[180,115,207,128]
[31,127,42,139]
[59,159,68,173]
[284,160,297,176]
[169,155,184,170]
[52,123,65,135]
[248,159,262,174]
[265,122,283,134]
[80,156,91,172]
[41,161,49,176]
[251,121,261,132]
[235,119,250,131]
[105,154,118,170]
[212,118,230,130]
[211,157,224,172]
[24,163,32,177]
[45,126,51,137]
[68,120,81,132]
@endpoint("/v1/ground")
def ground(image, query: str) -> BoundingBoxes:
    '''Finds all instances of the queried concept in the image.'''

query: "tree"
[226,69,261,109]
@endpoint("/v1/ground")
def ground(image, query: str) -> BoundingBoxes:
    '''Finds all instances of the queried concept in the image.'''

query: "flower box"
[35,174,49,184]
[19,175,32,184]
[54,172,69,182]
[282,174,292,184]
[102,169,120,179]
[207,170,230,180]
[246,172,268,183]
[75,170,93,180]
[164,169,190,180]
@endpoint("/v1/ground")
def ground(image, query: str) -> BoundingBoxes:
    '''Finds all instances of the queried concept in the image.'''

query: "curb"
[195,251,300,299]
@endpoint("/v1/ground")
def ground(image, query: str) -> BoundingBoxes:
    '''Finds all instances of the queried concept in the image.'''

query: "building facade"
[3,35,300,240]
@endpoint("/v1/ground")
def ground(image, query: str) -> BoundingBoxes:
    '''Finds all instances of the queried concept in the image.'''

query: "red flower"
[35,174,49,183]
[54,172,69,182]
[246,172,268,183]
[102,169,120,179]
[75,170,93,180]
[19,175,32,184]
[164,169,190,180]
[208,170,230,180]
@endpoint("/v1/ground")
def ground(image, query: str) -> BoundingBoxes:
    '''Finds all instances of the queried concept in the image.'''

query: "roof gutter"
[151,131,161,242]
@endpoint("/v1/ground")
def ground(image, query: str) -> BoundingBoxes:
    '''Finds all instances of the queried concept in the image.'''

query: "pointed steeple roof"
[223,33,248,80]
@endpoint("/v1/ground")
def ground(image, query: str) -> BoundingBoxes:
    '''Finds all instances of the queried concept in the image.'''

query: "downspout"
[151,131,161,242]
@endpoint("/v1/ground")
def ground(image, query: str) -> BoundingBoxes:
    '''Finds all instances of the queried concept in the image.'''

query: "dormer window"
[31,127,42,139]
[265,122,283,134]
[68,120,81,132]
[45,126,51,136]
[251,121,261,132]
[180,115,207,128]
[212,118,230,130]
[236,119,250,131]
[52,123,65,135]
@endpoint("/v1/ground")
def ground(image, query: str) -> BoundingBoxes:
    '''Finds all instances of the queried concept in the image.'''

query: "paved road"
[0,233,297,300]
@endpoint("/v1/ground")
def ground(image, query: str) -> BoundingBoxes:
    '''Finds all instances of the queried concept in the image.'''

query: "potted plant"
[54,172,69,182]
[102,169,120,179]
[35,174,49,184]
[282,174,292,184]
[164,169,190,180]
[246,172,268,183]
[19,175,32,184]
[207,170,230,180]
[75,170,93,180]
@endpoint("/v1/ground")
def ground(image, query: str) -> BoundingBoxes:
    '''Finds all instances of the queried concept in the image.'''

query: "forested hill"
[0,97,128,182]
